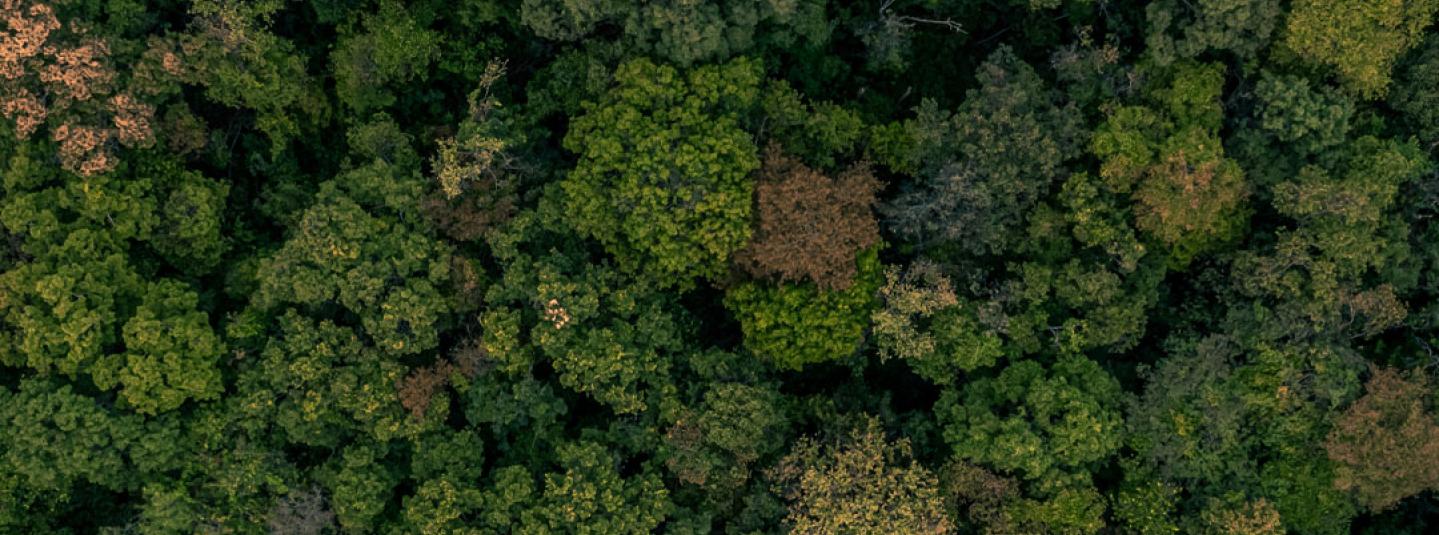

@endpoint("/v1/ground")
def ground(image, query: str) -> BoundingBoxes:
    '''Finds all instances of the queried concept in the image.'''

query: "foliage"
[871,261,1003,382]
[1253,71,1355,154]
[561,57,761,288]
[882,46,1084,254]
[1283,0,1439,98]
[938,355,1124,484]
[725,247,882,370]
[4,0,1439,531]
[1092,62,1249,266]
[735,144,880,290]
[1144,0,1283,64]
[772,418,953,534]
[520,0,827,66]
[1324,367,1439,511]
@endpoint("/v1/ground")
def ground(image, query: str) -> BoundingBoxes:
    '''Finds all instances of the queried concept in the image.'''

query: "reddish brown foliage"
[1324,367,1439,511]
[110,93,155,148]
[736,144,881,290]
[0,0,59,81]
[421,187,516,242]
[0,0,164,176]
[663,416,709,485]
[396,338,489,419]
[397,360,453,419]
[37,38,112,103]
[52,122,111,175]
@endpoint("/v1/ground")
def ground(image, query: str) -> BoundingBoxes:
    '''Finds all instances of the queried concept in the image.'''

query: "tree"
[331,0,439,112]
[871,261,1003,383]
[97,280,224,415]
[1390,36,1439,149]
[561,57,761,287]
[1232,136,1427,344]
[520,0,828,66]
[480,195,689,415]
[0,379,145,493]
[0,0,169,176]
[1196,495,1283,535]
[664,381,787,491]
[1126,336,1253,492]
[882,46,1084,255]
[725,247,882,370]
[232,310,424,448]
[322,442,399,531]
[1324,367,1439,511]
[938,356,1124,485]
[1252,72,1354,155]
[1143,0,1283,64]
[1283,0,1439,98]
[252,118,461,359]
[759,80,865,169]
[1092,62,1249,266]
[735,144,880,291]
[772,418,953,534]
[518,441,671,533]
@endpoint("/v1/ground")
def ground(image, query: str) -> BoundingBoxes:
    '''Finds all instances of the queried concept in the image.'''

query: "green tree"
[725,247,882,369]
[1390,36,1439,149]
[1092,62,1249,266]
[178,0,330,153]
[1253,71,1355,155]
[772,418,954,534]
[481,196,689,414]
[871,261,1003,383]
[331,1,440,112]
[561,57,761,287]
[664,381,787,491]
[520,0,828,66]
[233,310,422,447]
[0,379,146,493]
[882,46,1084,255]
[96,280,224,415]
[1283,0,1439,98]
[938,356,1124,485]
[1144,0,1283,63]
[518,441,671,533]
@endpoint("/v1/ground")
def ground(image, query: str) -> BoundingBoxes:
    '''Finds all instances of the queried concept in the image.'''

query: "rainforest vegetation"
[4,0,1439,533]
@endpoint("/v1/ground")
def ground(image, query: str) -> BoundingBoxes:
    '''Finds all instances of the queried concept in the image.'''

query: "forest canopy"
[3,0,1439,533]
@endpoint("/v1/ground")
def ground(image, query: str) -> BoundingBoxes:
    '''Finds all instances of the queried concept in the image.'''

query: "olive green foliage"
[1283,0,1439,98]
[939,356,1124,484]
[332,1,439,112]
[871,262,1003,382]
[1092,62,1248,266]
[5,0,1439,532]
[521,0,828,65]
[882,46,1084,254]
[773,419,953,534]
[1145,0,1282,63]
[482,200,687,414]
[562,57,761,288]
[1253,71,1354,154]
[1390,36,1439,148]
[725,247,882,370]
[493,441,672,533]
[664,379,788,491]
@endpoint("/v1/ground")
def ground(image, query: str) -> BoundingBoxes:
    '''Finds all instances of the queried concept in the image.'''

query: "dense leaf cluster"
[4,0,1439,533]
